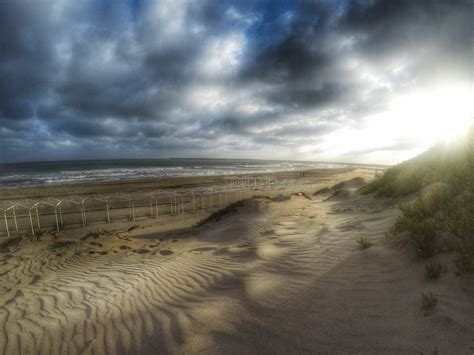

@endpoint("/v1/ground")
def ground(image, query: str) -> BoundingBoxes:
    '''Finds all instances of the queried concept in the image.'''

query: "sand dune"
[0,174,473,354]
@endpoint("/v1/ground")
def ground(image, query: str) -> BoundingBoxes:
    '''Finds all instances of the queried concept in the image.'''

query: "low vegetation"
[421,292,438,311]
[356,237,372,249]
[391,191,440,257]
[425,260,447,280]
[360,128,473,198]
[362,127,474,271]
[359,162,426,197]
[195,200,246,227]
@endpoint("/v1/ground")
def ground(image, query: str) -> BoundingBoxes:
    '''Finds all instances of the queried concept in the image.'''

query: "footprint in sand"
[134,249,150,254]
[30,275,41,285]
[159,250,173,255]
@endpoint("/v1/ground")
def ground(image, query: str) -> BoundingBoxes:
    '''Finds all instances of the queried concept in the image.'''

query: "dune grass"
[391,186,447,257]
[356,237,372,249]
[362,127,474,270]
[359,163,427,197]
[360,128,473,198]
[425,260,447,280]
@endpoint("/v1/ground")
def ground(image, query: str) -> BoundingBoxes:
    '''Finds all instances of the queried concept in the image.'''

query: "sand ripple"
[2,190,468,354]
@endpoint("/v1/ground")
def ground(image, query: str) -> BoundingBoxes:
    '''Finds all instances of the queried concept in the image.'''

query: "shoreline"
[0,167,380,238]
[0,165,385,201]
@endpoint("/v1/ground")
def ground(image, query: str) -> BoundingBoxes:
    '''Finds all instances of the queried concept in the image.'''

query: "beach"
[0,166,473,354]
[2,0,473,353]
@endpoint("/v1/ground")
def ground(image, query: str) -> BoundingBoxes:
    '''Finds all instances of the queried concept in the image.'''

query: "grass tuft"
[425,260,447,280]
[392,195,440,258]
[356,237,372,249]
[421,292,438,311]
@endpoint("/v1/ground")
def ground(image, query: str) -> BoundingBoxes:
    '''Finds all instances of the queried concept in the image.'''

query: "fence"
[0,176,314,237]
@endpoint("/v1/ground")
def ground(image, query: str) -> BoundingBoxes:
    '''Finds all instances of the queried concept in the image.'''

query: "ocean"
[0,159,346,189]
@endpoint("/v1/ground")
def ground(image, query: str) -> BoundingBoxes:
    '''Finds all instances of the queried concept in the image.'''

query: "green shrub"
[393,200,439,258]
[358,176,382,195]
[356,237,372,249]
[425,260,447,280]
[421,292,437,311]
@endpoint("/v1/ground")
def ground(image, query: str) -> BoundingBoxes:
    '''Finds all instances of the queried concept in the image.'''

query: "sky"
[0,0,473,165]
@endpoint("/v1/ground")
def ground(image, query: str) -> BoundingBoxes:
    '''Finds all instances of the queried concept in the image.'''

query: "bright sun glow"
[392,85,473,144]
[312,84,473,165]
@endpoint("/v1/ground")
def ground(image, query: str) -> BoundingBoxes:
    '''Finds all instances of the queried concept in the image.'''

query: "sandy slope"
[0,177,473,354]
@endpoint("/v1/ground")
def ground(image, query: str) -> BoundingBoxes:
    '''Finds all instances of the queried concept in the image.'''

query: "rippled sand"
[1,178,473,354]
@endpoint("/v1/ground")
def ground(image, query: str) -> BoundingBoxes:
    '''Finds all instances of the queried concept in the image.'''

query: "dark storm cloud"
[343,0,474,71]
[0,0,472,163]
[239,2,342,109]
[0,1,57,120]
